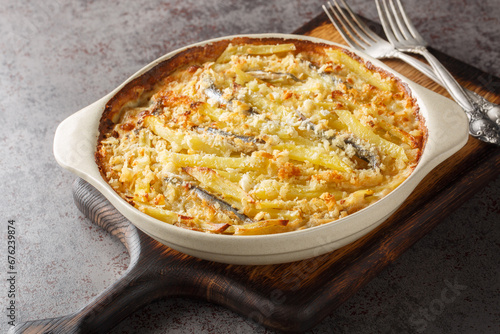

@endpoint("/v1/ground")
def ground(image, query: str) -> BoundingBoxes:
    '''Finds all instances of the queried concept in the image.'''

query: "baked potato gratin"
[96,37,426,235]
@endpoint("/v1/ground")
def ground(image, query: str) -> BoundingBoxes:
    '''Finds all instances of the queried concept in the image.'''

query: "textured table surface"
[1,0,499,333]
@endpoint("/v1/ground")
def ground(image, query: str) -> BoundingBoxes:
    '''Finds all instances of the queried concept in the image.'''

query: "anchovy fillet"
[246,70,304,83]
[303,59,352,88]
[165,176,253,224]
[204,83,226,105]
[204,82,257,115]
[295,110,380,168]
[342,137,380,168]
[196,126,265,145]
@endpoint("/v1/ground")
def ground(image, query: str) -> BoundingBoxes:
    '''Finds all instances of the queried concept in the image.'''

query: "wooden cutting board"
[11,12,500,334]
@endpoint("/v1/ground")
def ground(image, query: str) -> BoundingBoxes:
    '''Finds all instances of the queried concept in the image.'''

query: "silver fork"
[375,0,500,144]
[322,0,500,145]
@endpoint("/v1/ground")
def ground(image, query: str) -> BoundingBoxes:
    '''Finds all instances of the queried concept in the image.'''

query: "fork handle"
[395,51,500,127]
[396,51,441,84]
[403,47,500,144]
[413,47,473,111]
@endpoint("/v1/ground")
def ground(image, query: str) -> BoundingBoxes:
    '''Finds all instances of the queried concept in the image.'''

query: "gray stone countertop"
[1,0,498,333]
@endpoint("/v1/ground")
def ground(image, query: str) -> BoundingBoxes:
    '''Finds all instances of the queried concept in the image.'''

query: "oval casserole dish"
[54,34,468,265]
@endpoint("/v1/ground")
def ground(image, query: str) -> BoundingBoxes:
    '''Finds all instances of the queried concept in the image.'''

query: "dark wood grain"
[11,12,500,334]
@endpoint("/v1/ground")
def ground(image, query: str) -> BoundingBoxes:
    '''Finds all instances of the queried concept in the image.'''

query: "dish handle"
[53,98,107,181]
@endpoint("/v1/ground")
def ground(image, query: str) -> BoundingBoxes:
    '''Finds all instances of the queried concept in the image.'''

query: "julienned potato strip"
[216,43,297,64]
[159,151,269,172]
[96,38,424,235]
[325,49,395,92]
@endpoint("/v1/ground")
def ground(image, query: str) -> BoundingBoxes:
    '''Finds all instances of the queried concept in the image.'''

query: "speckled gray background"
[1,0,499,333]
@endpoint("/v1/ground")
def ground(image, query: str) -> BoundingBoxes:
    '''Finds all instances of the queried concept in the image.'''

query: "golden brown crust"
[95,36,427,235]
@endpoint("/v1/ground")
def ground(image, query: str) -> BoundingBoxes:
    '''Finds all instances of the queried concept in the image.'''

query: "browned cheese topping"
[96,39,426,235]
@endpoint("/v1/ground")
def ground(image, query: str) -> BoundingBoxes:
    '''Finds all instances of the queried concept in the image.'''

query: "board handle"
[8,179,182,333]
[72,178,137,252]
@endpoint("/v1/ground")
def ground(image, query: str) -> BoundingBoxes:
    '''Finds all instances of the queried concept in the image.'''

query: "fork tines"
[375,0,427,46]
[322,0,382,51]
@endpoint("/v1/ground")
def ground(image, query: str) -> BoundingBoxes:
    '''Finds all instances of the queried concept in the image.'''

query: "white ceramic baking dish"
[53,33,468,265]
